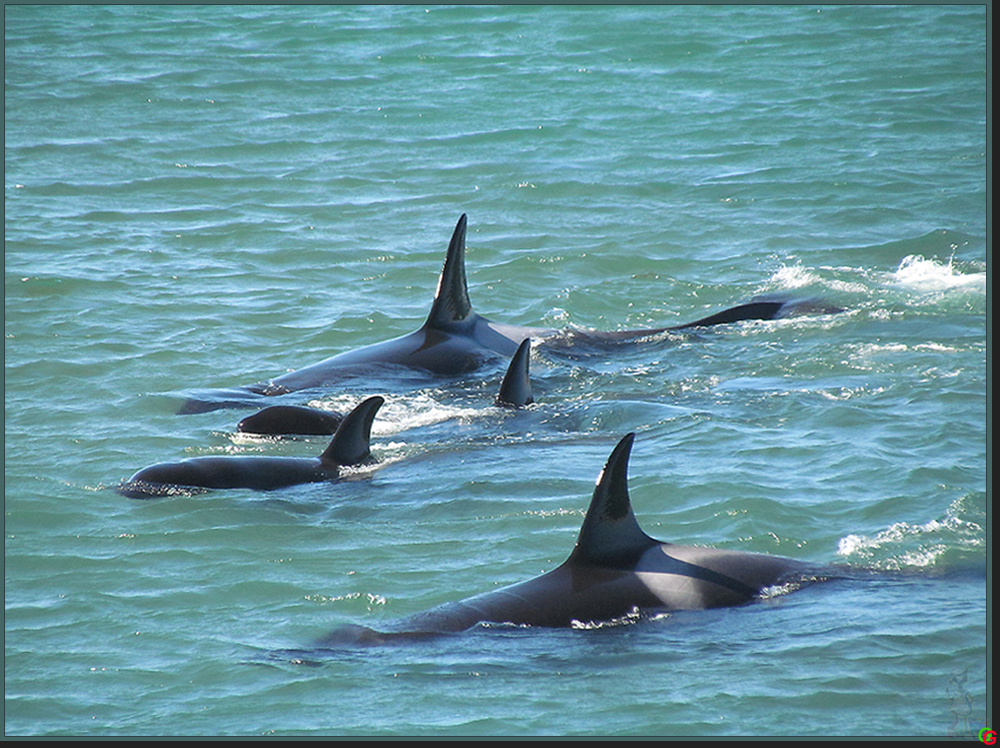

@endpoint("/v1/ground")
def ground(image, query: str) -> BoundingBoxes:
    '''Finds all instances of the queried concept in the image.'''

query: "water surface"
[5,5,987,737]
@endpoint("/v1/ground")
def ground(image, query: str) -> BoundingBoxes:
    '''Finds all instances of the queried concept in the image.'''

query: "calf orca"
[119,396,383,498]
[180,214,841,413]
[318,433,827,644]
[237,404,346,436]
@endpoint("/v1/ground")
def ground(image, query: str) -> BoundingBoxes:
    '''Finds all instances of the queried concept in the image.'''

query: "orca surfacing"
[119,397,383,498]
[179,214,842,413]
[318,433,828,644]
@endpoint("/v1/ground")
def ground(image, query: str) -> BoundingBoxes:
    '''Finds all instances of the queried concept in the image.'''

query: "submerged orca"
[118,396,384,498]
[318,433,826,644]
[180,214,841,413]
[235,337,535,436]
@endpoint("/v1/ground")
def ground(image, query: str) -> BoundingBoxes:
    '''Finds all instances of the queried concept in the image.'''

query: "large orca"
[180,214,841,413]
[118,396,384,498]
[235,337,536,436]
[318,433,827,644]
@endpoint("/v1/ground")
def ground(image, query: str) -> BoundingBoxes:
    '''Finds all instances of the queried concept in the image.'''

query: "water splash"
[890,255,986,295]
[768,264,822,290]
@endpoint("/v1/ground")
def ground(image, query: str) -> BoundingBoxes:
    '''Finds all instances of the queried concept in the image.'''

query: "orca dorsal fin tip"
[496,338,534,408]
[571,433,658,567]
[426,213,473,328]
[592,432,636,521]
[321,396,384,466]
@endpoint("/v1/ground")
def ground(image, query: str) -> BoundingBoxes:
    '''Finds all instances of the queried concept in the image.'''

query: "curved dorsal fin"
[321,396,384,465]
[670,300,786,330]
[425,214,473,328]
[669,295,844,330]
[569,433,659,568]
[495,338,534,408]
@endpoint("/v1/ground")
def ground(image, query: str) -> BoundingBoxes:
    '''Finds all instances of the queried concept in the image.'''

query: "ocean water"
[4,4,988,737]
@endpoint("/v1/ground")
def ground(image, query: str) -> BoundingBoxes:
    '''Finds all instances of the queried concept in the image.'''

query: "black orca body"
[237,405,346,436]
[179,214,841,413]
[319,433,826,644]
[119,397,383,498]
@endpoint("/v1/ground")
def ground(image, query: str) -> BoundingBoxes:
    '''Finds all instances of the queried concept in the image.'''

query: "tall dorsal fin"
[495,338,534,408]
[425,213,473,327]
[321,396,384,465]
[569,433,659,568]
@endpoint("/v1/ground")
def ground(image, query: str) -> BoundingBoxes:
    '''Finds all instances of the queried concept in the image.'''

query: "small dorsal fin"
[321,396,384,465]
[569,433,659,568]
[495,338,534,408]
[425,214,473,328]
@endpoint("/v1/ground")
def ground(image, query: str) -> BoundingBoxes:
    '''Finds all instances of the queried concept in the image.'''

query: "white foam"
[890,254,985,294]
[837,502,984,570]
[768,264,821,290]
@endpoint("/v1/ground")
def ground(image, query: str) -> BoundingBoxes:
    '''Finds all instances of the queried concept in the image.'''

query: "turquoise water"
[5,5,987,737]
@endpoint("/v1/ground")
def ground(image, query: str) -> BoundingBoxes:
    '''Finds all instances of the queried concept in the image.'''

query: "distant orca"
[236,337,535,436]
[180,214,841,413]
[318,433,827,644]
[118,396,383,498]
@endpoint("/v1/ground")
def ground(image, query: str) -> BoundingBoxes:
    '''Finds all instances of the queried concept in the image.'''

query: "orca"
[237,404,346,436]
[495,337,533,408]
[179,214,842,413]
[235,337,536,436]
[318,433,827,644]
[118,396,383,498]
[238,214,531,401]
